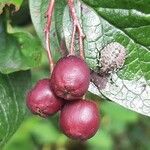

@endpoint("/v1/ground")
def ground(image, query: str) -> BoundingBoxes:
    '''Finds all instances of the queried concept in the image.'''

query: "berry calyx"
[26,79,63,117]
[59,100,100,140]
[51,55,90,100]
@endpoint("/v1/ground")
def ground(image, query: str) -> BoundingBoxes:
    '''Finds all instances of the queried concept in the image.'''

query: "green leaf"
[77,0,150,117]
[0,0,23,14]
[0,71,31,147]
[82,0,150,79]
[0,15,42,74]
[29,0,150,116]
[63,0,150,117]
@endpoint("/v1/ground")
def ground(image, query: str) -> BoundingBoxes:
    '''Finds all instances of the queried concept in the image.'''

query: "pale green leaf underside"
[29,0,150,116]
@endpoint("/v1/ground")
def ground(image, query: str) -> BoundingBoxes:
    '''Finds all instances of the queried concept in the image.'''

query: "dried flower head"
[100,42,126,74]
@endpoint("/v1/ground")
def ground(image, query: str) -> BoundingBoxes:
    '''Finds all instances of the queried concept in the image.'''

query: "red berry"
[26,79,63,117]
[51,55,90,100]
[59,100,100,140]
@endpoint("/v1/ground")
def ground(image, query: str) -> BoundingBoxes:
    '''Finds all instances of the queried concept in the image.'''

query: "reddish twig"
[67,0,85,58]
[44,0,55,73]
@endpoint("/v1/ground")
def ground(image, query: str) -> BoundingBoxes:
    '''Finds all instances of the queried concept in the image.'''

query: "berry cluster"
[27,0,100,141]
[26,55,100,140]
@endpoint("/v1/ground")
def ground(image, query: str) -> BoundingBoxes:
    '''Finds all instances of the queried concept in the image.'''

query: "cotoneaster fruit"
[51,55,90,100]
[59,100,100,140]
[26,79,63,117]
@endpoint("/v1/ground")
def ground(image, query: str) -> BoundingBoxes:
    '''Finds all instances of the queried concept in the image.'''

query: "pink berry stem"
[44,0,55,73]
[70,25,76,55]
[67,0,85,58]
[78,32,85,58]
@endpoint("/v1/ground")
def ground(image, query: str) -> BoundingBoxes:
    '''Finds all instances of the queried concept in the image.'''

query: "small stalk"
[44,0,55,73]
[67,0,85,58]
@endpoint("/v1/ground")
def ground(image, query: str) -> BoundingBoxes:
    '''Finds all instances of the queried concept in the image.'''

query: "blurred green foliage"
[3,98,150,150]
[3,1,150,150]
